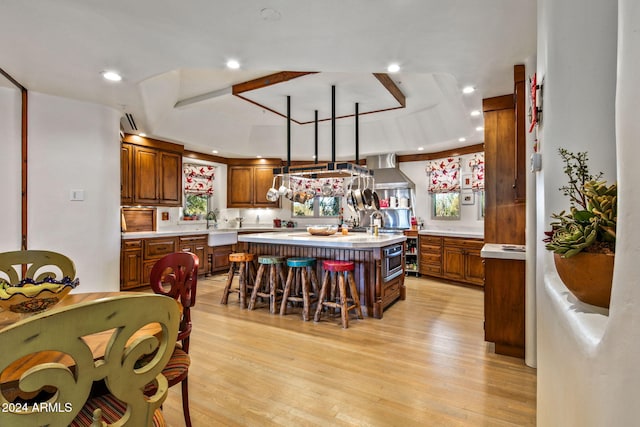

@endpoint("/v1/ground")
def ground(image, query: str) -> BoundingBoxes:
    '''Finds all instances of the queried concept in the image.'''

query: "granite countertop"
[481,243,526,260]
[418,229,484,239]
[238,231,406,249]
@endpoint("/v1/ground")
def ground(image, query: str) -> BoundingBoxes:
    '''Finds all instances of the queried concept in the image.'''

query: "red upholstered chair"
[148,251,198,427]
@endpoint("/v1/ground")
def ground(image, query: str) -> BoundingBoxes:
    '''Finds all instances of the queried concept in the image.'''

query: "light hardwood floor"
[162,274,536,426]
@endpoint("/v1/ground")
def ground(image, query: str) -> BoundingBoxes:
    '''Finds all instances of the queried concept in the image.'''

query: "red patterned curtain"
[183,163,215,195]
[468,153,485,191]
[426,157,461,193]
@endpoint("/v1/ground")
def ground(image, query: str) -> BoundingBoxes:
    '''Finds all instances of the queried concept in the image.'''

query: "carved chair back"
[0,294,179,427]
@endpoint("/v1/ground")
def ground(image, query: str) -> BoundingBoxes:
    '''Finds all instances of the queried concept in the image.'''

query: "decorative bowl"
[307,225,339,236]
[0,277,79,313]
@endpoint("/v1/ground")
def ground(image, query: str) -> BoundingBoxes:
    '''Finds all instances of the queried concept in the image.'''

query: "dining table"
[0,291,177,402]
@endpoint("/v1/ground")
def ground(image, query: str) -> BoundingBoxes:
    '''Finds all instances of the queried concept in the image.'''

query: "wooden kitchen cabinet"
[227,161,280,208]
[179,235,208,275]
[120,239,142,290]
[209,244,233,274]
[121,135,183,207]
[484,258,525,358]
[420,234,484,287]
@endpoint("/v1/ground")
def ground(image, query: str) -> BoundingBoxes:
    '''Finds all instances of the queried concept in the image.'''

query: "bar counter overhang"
[237,231,407,318]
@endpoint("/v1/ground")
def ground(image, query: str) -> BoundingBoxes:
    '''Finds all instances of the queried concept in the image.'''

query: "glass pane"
[185,194,208,216]
[432,193,460,219]
[293,199,314,217]
[318,197,340,216]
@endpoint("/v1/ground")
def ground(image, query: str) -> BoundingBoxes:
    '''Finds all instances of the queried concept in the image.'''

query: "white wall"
[26,93,121,292]
[0,87,22,251]
[535,0,640,425]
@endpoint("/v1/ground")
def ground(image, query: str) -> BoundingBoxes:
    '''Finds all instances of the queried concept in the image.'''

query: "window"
[432,193,460,219]
[184,194,209,217]
[293,196,341,218]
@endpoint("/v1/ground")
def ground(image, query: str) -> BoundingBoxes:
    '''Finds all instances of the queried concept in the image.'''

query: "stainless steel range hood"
[366,153,415,190]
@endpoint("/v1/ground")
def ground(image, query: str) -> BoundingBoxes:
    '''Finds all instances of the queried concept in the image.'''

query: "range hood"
[366,153,415,190]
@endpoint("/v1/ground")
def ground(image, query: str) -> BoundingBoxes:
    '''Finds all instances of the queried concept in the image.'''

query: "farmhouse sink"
[208,231,238,246]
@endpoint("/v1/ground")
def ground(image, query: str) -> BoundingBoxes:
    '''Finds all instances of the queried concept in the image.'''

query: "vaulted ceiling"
[0,0,537,160]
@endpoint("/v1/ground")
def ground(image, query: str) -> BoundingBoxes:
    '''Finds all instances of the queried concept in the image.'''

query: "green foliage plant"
[544,149,616,258]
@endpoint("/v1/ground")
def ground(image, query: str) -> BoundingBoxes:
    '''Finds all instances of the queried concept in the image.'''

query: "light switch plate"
[530,153,542,172]
[70,189,84,201]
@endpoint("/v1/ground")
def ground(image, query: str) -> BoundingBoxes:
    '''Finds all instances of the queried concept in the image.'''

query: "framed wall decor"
[461,191,475,205]
[462,173,472,189]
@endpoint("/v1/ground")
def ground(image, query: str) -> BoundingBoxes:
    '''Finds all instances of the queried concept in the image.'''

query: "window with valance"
[468,153,485,191]
[183,163,215,195]
[426,157,461,193]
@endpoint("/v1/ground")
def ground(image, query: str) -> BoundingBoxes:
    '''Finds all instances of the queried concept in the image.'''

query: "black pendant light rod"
[331,85,336,163]
[314,110,319,164]
[355,102,359,164]
[287,95,291,167]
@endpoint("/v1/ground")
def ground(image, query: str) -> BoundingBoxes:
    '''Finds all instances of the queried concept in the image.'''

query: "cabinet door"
[484,258,525,358]
[121,143,134,205]
[227,166,253,207]
[121,249,142,290]
[464,247,485,286]
[442,246,465,281]
[134,146,159,204]
[212,245,233,273]
[253,166,279,207]
[158,151,182,206]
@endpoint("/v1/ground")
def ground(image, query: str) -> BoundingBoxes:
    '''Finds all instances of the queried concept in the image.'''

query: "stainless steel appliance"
[382,244,404,282]
[358,153,416,230]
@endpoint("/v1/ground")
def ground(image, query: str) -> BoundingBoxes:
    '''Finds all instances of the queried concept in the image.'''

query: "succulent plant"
[544,149,617,258]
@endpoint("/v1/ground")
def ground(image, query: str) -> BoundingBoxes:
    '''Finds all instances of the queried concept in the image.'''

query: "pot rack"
[272,85,375,181]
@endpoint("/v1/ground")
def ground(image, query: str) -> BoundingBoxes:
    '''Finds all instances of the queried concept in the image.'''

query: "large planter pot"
[553,252,614,308]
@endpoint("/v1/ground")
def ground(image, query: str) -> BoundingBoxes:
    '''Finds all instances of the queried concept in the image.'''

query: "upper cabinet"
[227,161,280,208]
[121,135,183,207]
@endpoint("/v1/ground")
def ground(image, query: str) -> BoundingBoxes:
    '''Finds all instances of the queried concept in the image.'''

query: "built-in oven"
[382,244,404,282]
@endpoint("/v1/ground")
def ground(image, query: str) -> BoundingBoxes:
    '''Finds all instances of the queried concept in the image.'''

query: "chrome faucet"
[370,211,384,228]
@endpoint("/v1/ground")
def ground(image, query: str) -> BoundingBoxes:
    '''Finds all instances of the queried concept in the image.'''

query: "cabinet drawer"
[123,239,142,250]
[420,263,442,275]
[443,237,484,249]
[144,238,177,259]
[178,235,207,244]
[382,277,402,307]
[420,235,442,245]
[420,244,442,254]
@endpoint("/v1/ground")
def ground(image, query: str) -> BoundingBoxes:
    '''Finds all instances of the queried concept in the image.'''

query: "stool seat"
[287,257,316,268]
[258,255,285,265]
[322,260,355,272]
[229,252,254,263]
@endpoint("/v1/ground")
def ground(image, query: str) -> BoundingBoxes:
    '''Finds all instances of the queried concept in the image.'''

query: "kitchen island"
[238,231,407,318]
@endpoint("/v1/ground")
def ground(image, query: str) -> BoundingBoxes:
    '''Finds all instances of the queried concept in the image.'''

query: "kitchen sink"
[208,231,238,246]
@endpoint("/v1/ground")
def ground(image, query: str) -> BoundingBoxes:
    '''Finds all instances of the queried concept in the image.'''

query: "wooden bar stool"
[220,252,256,309]
[248,255,287,314]
[314,260,363,328]
[280,257,319,321]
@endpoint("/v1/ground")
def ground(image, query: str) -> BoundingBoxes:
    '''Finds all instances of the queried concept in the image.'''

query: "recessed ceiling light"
[476,126,484,132]
[462,86,475,94]
[458,137,467,142]
[138,132,146,137]
[226,59,240,70]
[102,71,122,82]
[470,110,481,117]
[387,63,400,73]
[256,155,262,158]
[312,155,317,159]
[417,147,424,151]
[212,150,218,154]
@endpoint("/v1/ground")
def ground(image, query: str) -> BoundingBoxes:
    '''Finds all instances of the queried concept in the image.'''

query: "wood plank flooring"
[161,274,536,426]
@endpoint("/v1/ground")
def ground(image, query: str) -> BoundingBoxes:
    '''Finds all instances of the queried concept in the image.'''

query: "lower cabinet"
[210,245,233,274]
[120,234,207,290]
[484,258,525,358]
[419,235,484,286]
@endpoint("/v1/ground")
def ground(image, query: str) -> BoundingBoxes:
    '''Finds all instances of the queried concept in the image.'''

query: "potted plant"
[544,148,616,308]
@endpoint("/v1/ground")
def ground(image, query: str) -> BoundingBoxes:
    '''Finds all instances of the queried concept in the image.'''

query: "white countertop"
[419,229,484,239]
[121,227,305,240]
[238,231,406,248]
[481,243,526,260]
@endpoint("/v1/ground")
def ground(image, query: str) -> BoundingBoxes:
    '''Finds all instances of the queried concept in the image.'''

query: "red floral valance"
[289,177,346,197]
[426,157,461,193]
[468,153,485,191]
[184,163,215,195]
